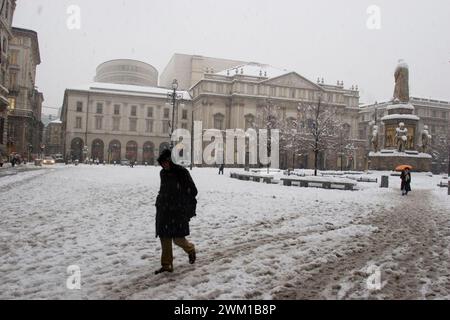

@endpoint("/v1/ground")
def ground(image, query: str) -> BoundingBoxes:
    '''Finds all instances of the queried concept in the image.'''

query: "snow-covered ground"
[0,165,449,300]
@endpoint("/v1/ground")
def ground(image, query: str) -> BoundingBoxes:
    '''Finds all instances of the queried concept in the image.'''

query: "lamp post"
[167,79,183,149]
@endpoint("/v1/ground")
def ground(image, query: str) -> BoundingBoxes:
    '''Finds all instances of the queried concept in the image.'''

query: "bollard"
[380,175,389,188]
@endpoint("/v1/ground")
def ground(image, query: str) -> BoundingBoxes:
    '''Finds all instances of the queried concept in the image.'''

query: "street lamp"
[167,79,183,148]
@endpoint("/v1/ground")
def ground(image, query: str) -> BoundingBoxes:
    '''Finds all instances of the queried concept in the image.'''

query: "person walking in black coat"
[218,163,224,175]
[400,168,412,196]
[155,149,198,274]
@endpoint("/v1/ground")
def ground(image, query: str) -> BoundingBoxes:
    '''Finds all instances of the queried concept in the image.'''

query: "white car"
[42,156,55,165]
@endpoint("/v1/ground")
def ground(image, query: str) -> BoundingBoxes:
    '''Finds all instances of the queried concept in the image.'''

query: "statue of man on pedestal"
[371,125,379,153]
[395,122,408,152]
[421,125,432,153]
[393,59,410,103]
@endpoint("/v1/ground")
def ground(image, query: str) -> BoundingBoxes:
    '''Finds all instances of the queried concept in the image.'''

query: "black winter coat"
[155,164,198,238]
[400,171,411,192]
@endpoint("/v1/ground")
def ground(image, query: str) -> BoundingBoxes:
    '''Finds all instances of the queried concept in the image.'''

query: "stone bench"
[438,181,448,188]
[356,177,378,183]
[230,172,274,184]
[281,178,356,190]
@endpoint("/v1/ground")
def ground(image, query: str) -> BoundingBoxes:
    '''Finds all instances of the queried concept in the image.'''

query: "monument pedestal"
[369,150,432,172]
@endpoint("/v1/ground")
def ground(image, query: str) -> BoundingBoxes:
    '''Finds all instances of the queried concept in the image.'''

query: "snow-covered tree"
[297,96,342,176]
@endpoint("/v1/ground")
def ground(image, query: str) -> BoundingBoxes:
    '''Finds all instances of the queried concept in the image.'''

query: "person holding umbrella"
[398,165,412,196]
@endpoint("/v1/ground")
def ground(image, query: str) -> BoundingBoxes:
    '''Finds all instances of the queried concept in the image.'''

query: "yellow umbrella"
[395,164,413,172]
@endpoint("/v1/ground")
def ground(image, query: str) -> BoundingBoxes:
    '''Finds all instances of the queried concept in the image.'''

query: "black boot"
[155,266,173,275]
[188,250,196,264]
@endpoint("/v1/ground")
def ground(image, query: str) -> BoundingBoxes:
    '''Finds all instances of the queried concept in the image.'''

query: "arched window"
[108,140,121,163]
[126,141,138,161]
[143,141,155,164]
[91,139,105,161]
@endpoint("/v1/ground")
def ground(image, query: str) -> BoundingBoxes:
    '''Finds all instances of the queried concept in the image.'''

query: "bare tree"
[297,95,342,176]
[431,134,449,174]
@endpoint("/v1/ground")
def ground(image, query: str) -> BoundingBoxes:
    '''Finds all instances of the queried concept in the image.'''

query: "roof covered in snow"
[49,119,62,124]
[68,82,192,100]
[216,62,291,79]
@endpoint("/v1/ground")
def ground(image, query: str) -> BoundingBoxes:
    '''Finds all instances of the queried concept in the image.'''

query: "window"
[9,50,18,65]
[214,113,225,130]
[96,103,103,114]
[182,109,188,120]
[164,108,170,119]
[432,110,437,118]
[131,105,137,117]
[76,102,83,112]
[95,116,103,130]
[146,119,154,133]
[147,107,154,118]
[217,84,224,94]
[75,117,82,129]
[114,104,120,115]
[181,123,188,129]
[113,118,120,131]
[247,85,254,95]
[162,121,170,134]
[442,111,448,119]
[129,118,137,132]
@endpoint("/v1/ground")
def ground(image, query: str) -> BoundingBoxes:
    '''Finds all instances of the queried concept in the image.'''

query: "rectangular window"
[75,117,82,129]
[147,107,154,118]
[95,116,103,130]
[164,108,170,119]
[129,118,137,132]
[113,118,120,131]
[182,109,188,120]
[131,105,137,117]
[96,103,103,114]
[442,111,448,119]
[162,121,170,134]
[217,84,224,94]
[146,119,154,133]
[76,102,83,113]
[432,110,437,118]
[114,104,120,115]
[181,123,188,130]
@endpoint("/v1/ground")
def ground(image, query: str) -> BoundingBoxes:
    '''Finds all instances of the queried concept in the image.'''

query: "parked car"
[54,154,64,163]
[42,156,56,165]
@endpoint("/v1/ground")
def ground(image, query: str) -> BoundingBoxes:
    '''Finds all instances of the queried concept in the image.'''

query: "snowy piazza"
[1,0,450,314]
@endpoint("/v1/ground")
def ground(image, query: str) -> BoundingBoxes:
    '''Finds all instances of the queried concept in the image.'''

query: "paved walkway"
[272,190,450,299]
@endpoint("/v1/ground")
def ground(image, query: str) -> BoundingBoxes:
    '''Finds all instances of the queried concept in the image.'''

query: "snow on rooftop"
[381,114,420,121]
[216,62,291,79]
[49,119,62,124]
[69,82,192,100]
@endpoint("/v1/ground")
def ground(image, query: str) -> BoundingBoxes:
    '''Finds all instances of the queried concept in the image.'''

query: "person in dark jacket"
[218,163,225,175]
[155,149,198,274]
[400,168,411,196]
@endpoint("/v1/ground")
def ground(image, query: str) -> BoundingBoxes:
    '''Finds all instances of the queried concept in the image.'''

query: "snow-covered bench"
[230,172,274,184]
[281,176,357,190]
[438,180,448,188]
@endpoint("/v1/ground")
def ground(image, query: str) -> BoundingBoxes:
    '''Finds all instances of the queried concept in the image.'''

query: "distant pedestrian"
[400,168,411,196]
[218,164,224,175]
[0,156,4,167]
[154,149,198,275]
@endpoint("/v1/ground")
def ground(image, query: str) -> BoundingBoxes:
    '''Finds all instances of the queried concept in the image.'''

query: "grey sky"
[13,0,450,116]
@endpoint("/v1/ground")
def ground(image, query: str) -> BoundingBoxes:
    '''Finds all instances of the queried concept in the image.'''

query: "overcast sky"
[13,0,450,116]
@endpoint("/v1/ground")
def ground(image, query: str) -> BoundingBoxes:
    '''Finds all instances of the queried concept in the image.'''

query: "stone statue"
[421,125,432,153]
[393,59,410,103]
[395,122,408,152]
[371,125,379,152]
